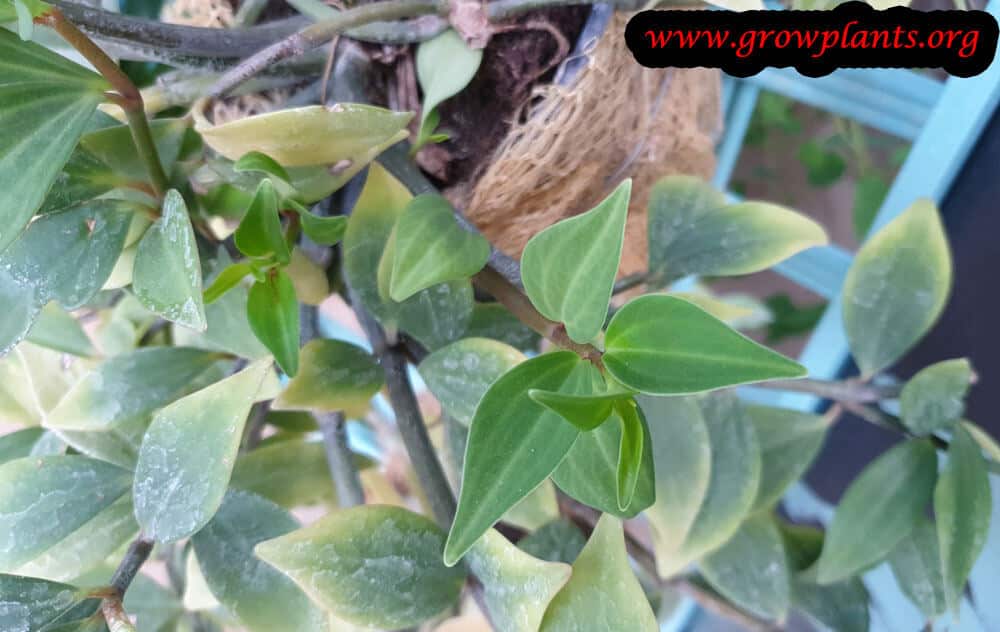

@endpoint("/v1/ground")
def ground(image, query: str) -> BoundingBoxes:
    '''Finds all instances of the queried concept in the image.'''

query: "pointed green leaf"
[964,420,1000,463]
[419,337,525,426]
[503,479,560,532]
[272,338,382,415]
[647,175,827,283]
[539,514,658,632]
[133,360,272,542]
[517,520,587,565]
[192,491,327,632]
[0,29,108,252]
[255,505,466,629]
[465,530,571,632]
[1,200,133,309]
[887,518,947,619]
[746,405,828,511]
[45,347,223,431]
[445,352,595,566]
[465,302,541,351]
[816,439,938,584]
[604,294,806,395]
[203,262,252,304]
[0,455,131,570]
[551,406,655,518]
[385,194,489,302]
[26,302,95,357]
[935,423,991,612]
[615,399,644,510]
[521,180,631,344]
[0,266,41,356]
[528,390,629,432]
[396,279,474,350]
[248,269,300,376]
[234,150,290,182]
[701,514,791,621]
[415,29,482,148]
[133,190,207,330]
[0,574,96,632]
[235,179,290,264]
[842,199,952,376]
[900,358,972,435]
[287,200,348,245]
[0,428,46,465]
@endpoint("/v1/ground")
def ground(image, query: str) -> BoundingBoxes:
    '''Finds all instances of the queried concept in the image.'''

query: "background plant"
[0,0,996,631]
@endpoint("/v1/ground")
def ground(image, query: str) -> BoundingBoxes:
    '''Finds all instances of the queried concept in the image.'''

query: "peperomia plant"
[0,1,996,631]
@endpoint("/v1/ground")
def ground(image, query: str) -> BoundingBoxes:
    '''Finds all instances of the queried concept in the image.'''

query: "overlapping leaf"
[272,338,382,415]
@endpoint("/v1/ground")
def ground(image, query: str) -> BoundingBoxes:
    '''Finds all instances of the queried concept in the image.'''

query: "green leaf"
[1,200,134,309]
[415,30,483,149]
[123,574,183,632]
[396,279,474,350]
[197,103,412,166]
[0,428,46,465]
[445,352,595,566]
[521,180,631,344]
[235,179,290,264]
[45,347,223,431]
[816,439,938,584]
[465,302,541,351]
[764,293,826,344]
[0,0,49,24]
[234,150,291,182]
[842,199,952,376]
[26,302,95,357]
[0,29,108,253]
[899,358,972,435]
[964,420,1000,463]
[255,505,466,629]
[935,423,991,612]
[799,139,846,187]
[852,174,889,241]
[0,266,40,356]
[247,270,300,377]
[0,574,96,632]
[287,199,348,245]
[203,262,253,304]
[527,390,631,432]
[517,520,587,565]
[133,359,272,542]
[701,514,790,621]
[0,455,131,570]
[746,405,828,511]
[539,514,658,632]
[16,493,137,582]
[272,338,382,415]
[503,479,560,531]
[551,406,655,518]
[192,491,327,632]
[385,194,489,302]
[646,176,827,283]
[419,337,525,426]
[465,530,571,632]
[640,393,760,577]
[614,399,644,510]
[604,295,806,395]
[887,518,947,619]
[133,190,207,331]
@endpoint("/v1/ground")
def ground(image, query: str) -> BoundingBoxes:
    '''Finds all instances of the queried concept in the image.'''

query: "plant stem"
[754,377,901,403]
[42,9,169,197]
[99,536,154,630]
[318,411,366,507]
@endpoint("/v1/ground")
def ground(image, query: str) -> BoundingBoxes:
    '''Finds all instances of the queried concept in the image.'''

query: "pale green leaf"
[887,518,947,619]
[517,520,587,565]
[0,428,46,465]
[419,337,525,426]
[45,347,223,431]
[521,180,631,344]
[133,190,207,331]
[123,574,183,632]
[133,359,272,542]
[0,266,40,356]
[935,423,991,612]
[842,199,951,376]
[647,175,826,283]
[0,455,131,570]
[604,294,805,395]
[900,358,972,435]
[816,439,938,584]
[964,420,1000,463]
[445,352,595,566]
[49,415,149,470]
[272,338,382,416]
[465,530,571,632]
[0,574,96,632]
[701,514,790,621]
[233,150,290,182]
[255,505,466,629]
[0,29,108,252]
[26,302,95,357]
[192,491,328,632]
[746,405,828,511]
[539,514,658,632]
[183,548,220,612]
[415,30,482,147]
[503,479,560,532]
[196,104,412,166]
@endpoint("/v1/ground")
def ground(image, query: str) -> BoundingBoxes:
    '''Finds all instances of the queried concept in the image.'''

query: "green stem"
[43,9,169,197]
[754,377,901,403]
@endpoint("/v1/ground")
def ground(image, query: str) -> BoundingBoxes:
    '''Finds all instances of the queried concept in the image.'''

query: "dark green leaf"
[746,405,828,511]
[816,440,938,584]
[604,294,805,395]
[900,358,972,435]
[887,518,947,618]
[234,150,291,182]
[764,294,826,344]
[272,338,382,415]
[0,29,108,252]
[255,505,466,629]
[935,423,991,612]
[396,279,473,350]
[852,174,889,241]
[521,180,631,343]
[799,139,846,187]
[0,266,41,356]
[235,179,289,264]
[287,200,348,245]
[445,352,595,565]
[517,520,587,565]
[465,302,541,351]
[247,270,300,376]
[527,390,631,432]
